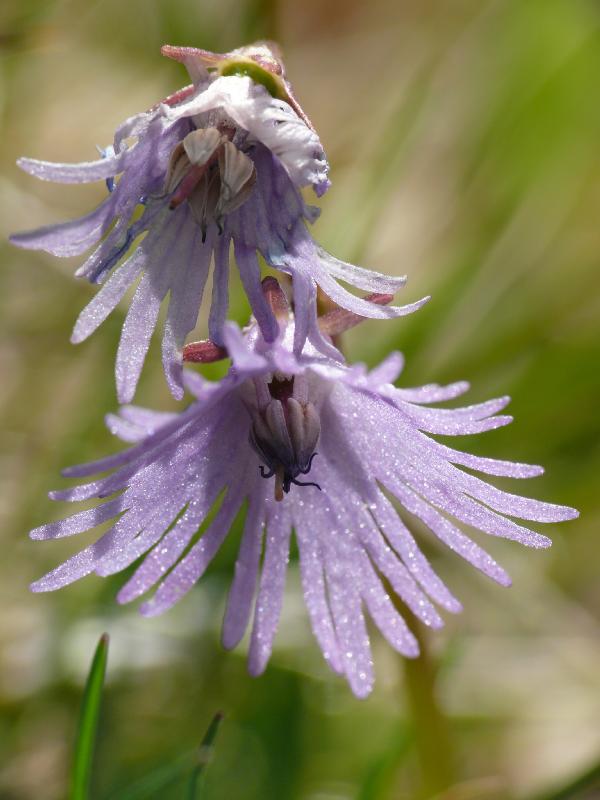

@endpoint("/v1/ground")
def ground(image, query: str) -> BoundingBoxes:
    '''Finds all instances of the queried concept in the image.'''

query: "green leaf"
[71,633,109,800]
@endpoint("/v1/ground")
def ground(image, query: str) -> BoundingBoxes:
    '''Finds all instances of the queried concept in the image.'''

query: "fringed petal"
[140,477,248,616]
[71,248,145,344]
[222,323,268,372]
[161,224,210,399]
[322,522,374,699]
[113,405,178,435]
[208,234,231,346]
[99,499,185,578]
[30,497,126,540]
[358,551,420,657]
[354,505,444,629]
[233,243,278,344]
[392,381,471,404]
[30,511,142,592]
[324,490,427,652]
[388,481,512,587]
[370,491,462,613]
[367,352,405,386]
[10,197,116,257]
[247,501,293,675]
[434,443,544,479]
[16,151,128,184]
[114,210,190,402]
[222,482,267,649]
[115,271,166,403]
[454,468,578,524]
[293,505,344,675]
[317,246,408,294]
[291,274,313,356]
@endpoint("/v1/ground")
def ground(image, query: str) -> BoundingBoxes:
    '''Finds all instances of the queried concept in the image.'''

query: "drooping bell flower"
[10,42,427,402]
[30,279,577,697]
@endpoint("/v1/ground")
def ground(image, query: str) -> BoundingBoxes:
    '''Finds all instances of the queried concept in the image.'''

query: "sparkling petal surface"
[29,323,578,696]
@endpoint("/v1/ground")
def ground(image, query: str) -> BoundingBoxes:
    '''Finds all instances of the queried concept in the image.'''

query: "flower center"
[248,373,321,501]
[164,127,256,240]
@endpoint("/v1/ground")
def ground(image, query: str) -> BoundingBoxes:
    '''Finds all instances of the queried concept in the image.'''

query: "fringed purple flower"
[30,280,577,697]
[10,42,427,402]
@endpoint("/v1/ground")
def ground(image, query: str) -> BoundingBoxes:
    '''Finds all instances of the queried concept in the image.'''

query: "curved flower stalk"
[10,42,427,403]
[30,279,577,697]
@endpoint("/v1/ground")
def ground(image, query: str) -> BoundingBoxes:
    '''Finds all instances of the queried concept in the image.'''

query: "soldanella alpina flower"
[10,41,427,403]
[30,279,577,697]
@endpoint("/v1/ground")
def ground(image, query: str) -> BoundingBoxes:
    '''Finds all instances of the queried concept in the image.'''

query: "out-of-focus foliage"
[1,0,599,798]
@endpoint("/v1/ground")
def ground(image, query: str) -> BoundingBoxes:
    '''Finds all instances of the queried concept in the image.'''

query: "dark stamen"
[299,452,318,474]
[291,478,322,491]
[257,454,321,494]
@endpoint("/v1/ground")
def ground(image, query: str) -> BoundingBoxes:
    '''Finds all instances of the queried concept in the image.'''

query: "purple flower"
[30,280,577,697]
[10,42,427,403]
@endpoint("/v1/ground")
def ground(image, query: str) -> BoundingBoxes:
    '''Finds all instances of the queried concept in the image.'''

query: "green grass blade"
[356,723,412,800]
[71,633,109,800]
[107,754,194,800]
[187,712,224,800]
[107,712,224,800]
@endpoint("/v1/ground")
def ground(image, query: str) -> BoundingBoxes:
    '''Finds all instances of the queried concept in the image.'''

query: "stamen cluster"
[165,127,256,238]
[248,372,321,499]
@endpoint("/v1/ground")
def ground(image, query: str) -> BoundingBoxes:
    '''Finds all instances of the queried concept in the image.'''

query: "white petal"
[162,76,329,190]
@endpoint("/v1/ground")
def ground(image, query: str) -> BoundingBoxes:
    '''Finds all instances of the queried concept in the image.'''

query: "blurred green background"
[1,0,599,797]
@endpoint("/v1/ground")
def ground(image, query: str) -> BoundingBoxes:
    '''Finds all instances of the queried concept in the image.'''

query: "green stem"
[402,615,456,798]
